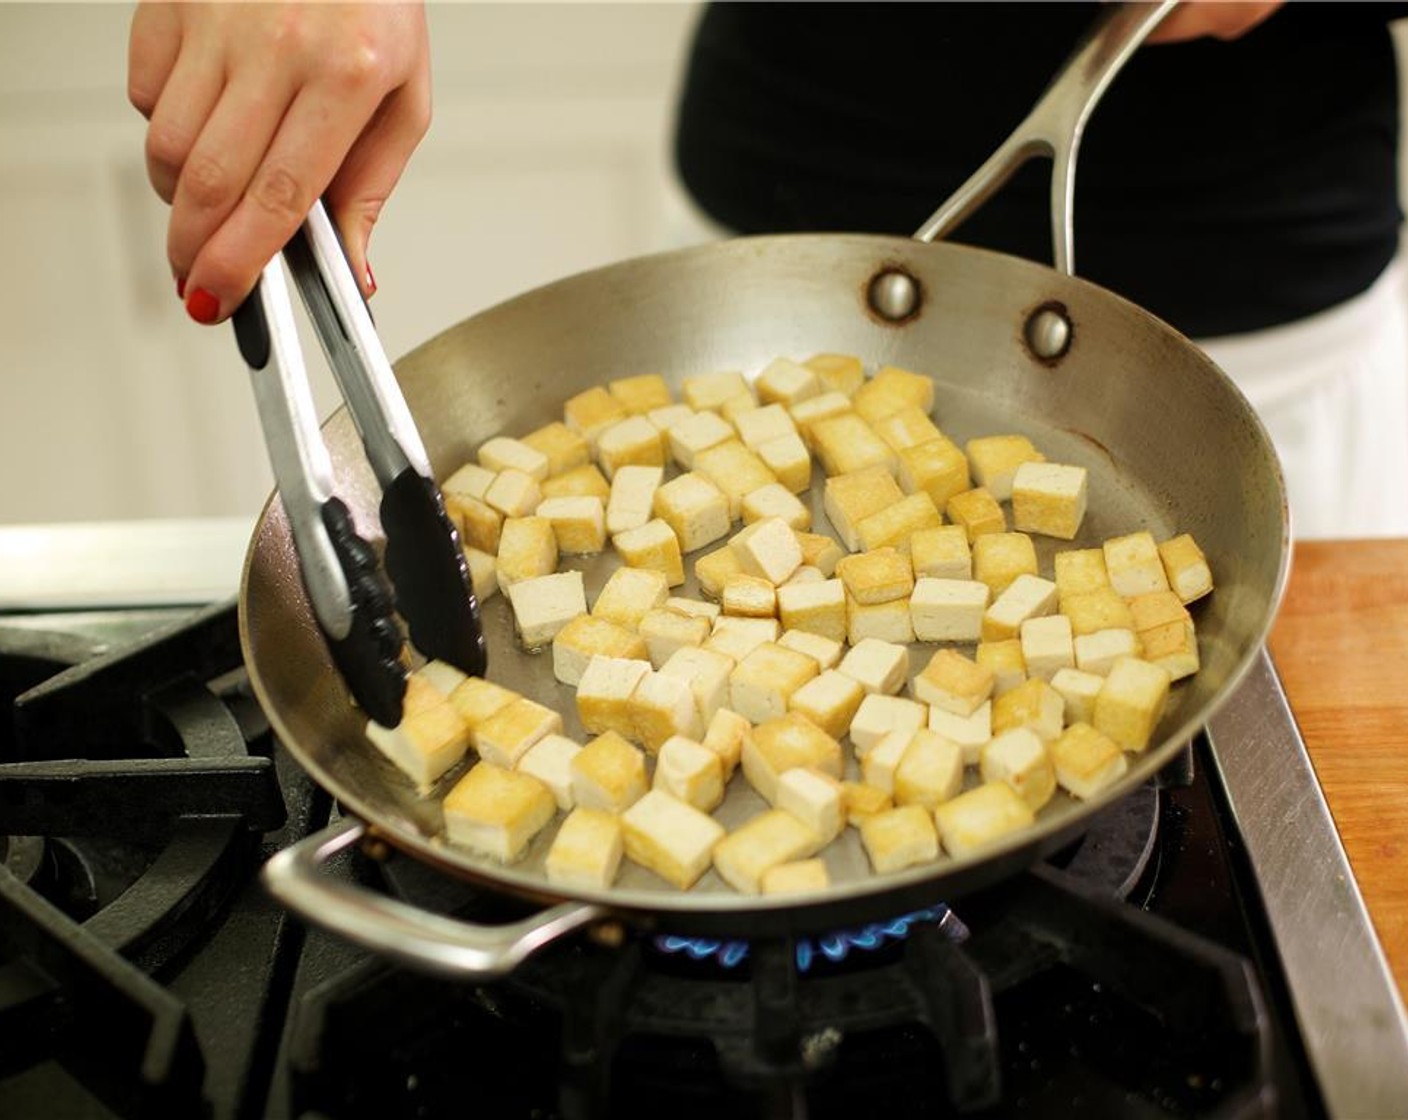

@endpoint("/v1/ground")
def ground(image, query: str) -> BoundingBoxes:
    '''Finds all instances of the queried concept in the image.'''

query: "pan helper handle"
[914,1,1176,276]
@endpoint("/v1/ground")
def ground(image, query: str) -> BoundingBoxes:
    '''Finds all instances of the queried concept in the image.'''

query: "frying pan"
[254,2,1290,976]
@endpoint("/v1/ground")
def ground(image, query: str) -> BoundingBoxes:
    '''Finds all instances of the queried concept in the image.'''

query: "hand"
[127,2,431,324]
[1145,2,1284,44]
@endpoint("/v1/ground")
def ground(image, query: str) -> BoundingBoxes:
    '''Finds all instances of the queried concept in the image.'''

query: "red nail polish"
[185,287,220,324]
[176,276,187,300]
[364,264,376,296]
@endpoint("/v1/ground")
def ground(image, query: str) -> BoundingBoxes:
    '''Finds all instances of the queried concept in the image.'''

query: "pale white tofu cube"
[1073,628,1142,676]
[934,782,1035,858]
[536,496,607,555]
[652,735,725,812]
[757,432,813,494]
[592,566,670,630]
[551,615,648,687]
[638,608,711,668]
[484,468,542,518]
[776,578,847,642]
[910,525,973,580]
[910,578,990,642]
[645,403,696,434]
[652,472,731,552]
[730,517,803,584]
[1051,667,1105,726]
[733,403,798,449]
[980,727,1057,812]
[1019,614,1075,681]
[506,570,587,648]
[630,670,703,752]
[682,370,752,412]
[1093,658,1172,752]
[1103,532,1171,598]
[442,461,496,503]
[517,733,583,811]
[596,416,665,480]
[667,596,722,621]
[667,410,735,469]
[704,616,781,661]
[755,357,821,407]
[414,659,467,697]
[846,596,915,645]
[365,703,471,792]
[741,483,811,530]
[927,701,994,766]
[837,637,910,696]
[1158,534,1214,604]
[777,629,845,670]
[443,763,556,862]
[850,694,928,755]
[713,809,822,894]
[761,859,831,895]
[545,808,624,890]
[605,464,664,535]
[1051,722,1130,800]
[894,729,964,811]
[478,436,549,481]
[576,655,653,739]
[776,767,844,843]
[729,642,820,724]
[660,646,737,725]
[570,731,648,813]
[859,805,939,874]
[861,728,915,795]
[701,707,751,779]
[743,713,844,803]
[1011,461,1088,540]
[982,574,1058,641]
[783,566,826,586]
[787,669,866,740]
[463,546,500,604]
[621,790,727,890]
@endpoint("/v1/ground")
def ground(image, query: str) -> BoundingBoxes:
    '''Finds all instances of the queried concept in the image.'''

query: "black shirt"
[674,3,1405,337]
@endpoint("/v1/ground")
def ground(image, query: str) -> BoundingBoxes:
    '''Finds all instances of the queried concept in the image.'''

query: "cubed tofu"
[912,648,994,716]
[872,405,945,453]
[976,639,1027,696]
[1103,532,1171,598]
[622,790,727,890]
[788,669,866,740]
[980,727,1056,812]
[552,614,649,687]
[464,546,500,604]
[638,608,711,668]
[660,645,737,726]
[1019,614,1076,681]
[1050,667,1105,726]
[1158,533,1214,604]
[667,410,735,469]
[1128,590,1191,635]
[571,730,648,813]
[592,566,670,630]
[757,432,813,494]
[847,594,916,645]
[743,713,844,804]
[894,729,965,811]
[576,655,653,739]
[789,392,854,448]
[1093,658,1172,752]
[964,434,1046,501]
[776,766,844,843]
[449,494,502,554]
[713,809,821,894]
[365,701,471,791]
[442,461,496,504]
[1012,461,1089,540]
[1073,628,1143,676]
[695,544,745,599]
[517,733,584,811]
[785,568,825,587]
[609,373,673,416]
[729,642,820,724]
[1054,548,1112,600]
[413,659,467,698]
[701,707,751,779]
[1140,618,1200,682]
[484,468,542,519]
[777,628,845,670]
[927,700,994,765]
[653,735,725,811]
[946,488,1008,541]
[911,525,973,580]
[982,574,1058,641]
[475,697,563,768]
[755,357,822,407]
[776,578,847,642]
[837,548,914,605]
[731,517,803,584]
[564,386,629,451]
[1061,587,1137,637]
[804,352,866,396]
[447,677,519,742]
[540,463,612,502]
[545,807,624,890]
[496,517,558,589]
[613,518,685,587]
[859,805,939,874]
[972,532,1039,597]
[646,403,696,434]
[910,577,990,642]
[507,570,587,647]
[653,472,731,552]
[849,694,929,755]
[992,678,1065,742]
[761,859,831,895]
[837,637,910,695]
[853,366,934,421]
[861,728,914,794]
[812,412,895,477]
[722,574,778,619]
[478,436,549,482]
[704,616,781,661]
[537,495,607,555]
[667,596,722,621]
[522,421,591,477]
[897,438,972,510]
[1051,722,1130,800]
[934,782,1036,858]
[733,403,798,449]
[630,670,703,752]
[795,531,846,577]
[824,466,906,552]
[443,763,556,862]
[742,483,811,530]
[605,464,664,536]
[841,781,894,826]
[682,370,753,413]
[694,440,777,520]
[856,492,943,553]
[721,392,762,425]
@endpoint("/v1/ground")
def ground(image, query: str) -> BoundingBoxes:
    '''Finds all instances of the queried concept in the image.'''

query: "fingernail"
[176,276,187,300]
[364,263,376,297]
[185,287,221,324]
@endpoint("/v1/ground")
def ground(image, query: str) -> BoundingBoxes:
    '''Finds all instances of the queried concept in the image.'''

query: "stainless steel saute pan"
[253,2,1290,976]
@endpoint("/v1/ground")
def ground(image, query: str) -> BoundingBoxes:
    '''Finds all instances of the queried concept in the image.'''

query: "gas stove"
[2,598,1406,1119]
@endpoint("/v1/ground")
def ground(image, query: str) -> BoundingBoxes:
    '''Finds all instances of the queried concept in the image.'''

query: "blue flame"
[653,905,951,972]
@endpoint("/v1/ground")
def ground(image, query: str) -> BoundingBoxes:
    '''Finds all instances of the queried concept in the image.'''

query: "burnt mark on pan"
[1059,426,1117,469]
[864,264,925,326]
[1022,300,1074,365]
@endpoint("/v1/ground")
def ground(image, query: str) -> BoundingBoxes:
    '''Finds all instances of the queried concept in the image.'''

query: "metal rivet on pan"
[1026,305,1073,361]
[867,269,921,322]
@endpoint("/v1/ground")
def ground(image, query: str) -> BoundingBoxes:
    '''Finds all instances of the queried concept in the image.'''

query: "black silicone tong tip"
[379,469,488,679]
[321,498,407,727]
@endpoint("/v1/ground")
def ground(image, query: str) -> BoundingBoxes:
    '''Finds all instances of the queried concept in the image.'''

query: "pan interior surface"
[241,234,1288,927]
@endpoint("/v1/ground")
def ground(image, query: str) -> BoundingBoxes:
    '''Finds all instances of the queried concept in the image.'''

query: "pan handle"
[913,0,1176,275]
[262,818,607,978]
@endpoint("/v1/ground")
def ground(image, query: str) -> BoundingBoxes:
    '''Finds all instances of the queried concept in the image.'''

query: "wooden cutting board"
[1267,539,1408,1003]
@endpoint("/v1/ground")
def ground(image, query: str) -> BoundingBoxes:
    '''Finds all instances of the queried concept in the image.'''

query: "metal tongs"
[231,201,486,728]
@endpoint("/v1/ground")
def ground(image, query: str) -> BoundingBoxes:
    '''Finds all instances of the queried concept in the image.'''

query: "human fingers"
[1145,2,1283,44]
[141,34,226,207]
[127,2,181,119]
